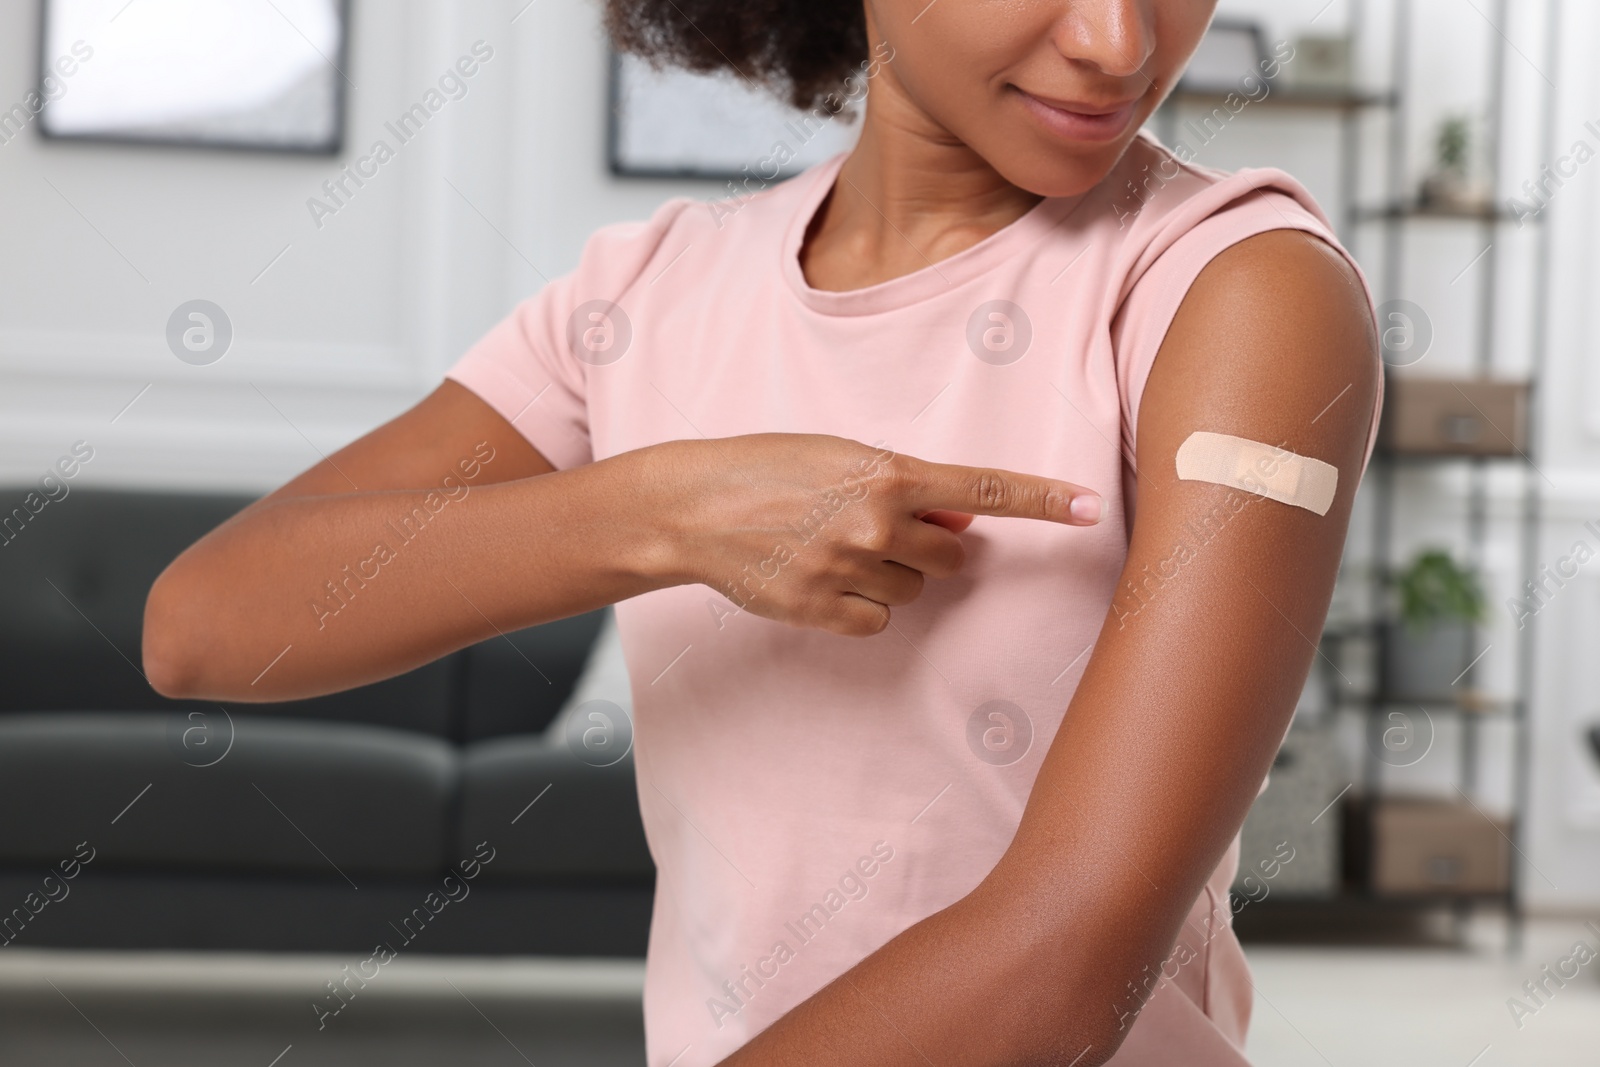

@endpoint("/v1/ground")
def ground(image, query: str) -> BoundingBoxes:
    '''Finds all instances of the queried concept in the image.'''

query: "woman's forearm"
[141,426,1099,703]
[142,447,679,702]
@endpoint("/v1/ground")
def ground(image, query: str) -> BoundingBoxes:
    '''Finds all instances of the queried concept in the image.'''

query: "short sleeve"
[1110,177,1384,478]
[444,197,697,471]
[445,273,592,471]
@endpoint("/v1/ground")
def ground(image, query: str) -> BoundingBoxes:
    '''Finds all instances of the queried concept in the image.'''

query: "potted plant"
[1382,548,1488,699]
[1419,115,1485,212]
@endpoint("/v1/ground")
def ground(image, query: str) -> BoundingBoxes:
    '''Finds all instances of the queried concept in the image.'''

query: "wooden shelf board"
[1167,86,1397,110]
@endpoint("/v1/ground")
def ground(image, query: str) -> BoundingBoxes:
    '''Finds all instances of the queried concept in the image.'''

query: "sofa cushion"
[460,734,653,882]
[0,871,653,955]
[0,487,461,738]
[0,712,455,877]
[460,608,609,741]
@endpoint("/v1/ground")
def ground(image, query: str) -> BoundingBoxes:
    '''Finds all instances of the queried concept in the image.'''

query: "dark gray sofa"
[0,488,653,956]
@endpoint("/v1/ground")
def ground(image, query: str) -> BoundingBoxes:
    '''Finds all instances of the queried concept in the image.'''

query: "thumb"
[916,509,975,533]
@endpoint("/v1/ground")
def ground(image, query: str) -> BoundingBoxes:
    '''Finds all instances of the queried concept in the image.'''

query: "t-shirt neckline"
[780,152,1087,317]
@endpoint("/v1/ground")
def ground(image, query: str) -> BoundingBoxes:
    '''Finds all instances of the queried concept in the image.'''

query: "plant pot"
[1381,620,1473,700]
[1418,172,1491,214]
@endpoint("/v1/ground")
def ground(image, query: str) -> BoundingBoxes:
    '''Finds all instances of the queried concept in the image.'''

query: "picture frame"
[606,49,860,182]
[36,0,350,156]
[1178,18,1271,94]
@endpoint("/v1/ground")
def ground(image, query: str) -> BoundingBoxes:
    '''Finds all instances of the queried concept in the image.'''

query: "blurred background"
[1,0,1598,1064]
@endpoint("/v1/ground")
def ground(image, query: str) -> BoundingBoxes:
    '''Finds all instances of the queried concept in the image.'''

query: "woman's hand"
[643,433,1103,636]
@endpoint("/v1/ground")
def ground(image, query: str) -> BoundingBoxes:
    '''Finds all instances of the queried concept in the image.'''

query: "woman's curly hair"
[604,1,869,113]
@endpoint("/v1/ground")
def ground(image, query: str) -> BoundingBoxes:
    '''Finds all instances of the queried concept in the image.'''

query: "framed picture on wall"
[607,50,861,182]
[36,0,350,154]
[1178,18,1270,93]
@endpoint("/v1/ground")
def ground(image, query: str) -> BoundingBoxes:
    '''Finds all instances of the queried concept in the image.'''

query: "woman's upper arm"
[249,378,558,509]
[984,228,1379,1037]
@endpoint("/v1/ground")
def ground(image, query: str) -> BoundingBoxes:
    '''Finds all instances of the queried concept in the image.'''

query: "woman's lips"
[1013,88,1140,144]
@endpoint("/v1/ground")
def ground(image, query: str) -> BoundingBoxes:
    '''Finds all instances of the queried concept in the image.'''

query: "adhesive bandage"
[1175,432,1338,516]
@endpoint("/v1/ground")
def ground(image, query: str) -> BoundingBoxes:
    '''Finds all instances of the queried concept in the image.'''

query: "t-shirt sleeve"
[443,198,695,471]
[1110,174,1384,480]
[445,272,593,471]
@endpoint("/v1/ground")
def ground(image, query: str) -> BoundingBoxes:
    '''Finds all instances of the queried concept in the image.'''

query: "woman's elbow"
[1025,993,1132,1067]
[966,887,1147,1066]
[958,908,1136,1065]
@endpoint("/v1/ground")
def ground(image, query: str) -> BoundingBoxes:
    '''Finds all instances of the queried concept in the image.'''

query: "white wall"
[0,0,1595,907]
[0,0,715,492]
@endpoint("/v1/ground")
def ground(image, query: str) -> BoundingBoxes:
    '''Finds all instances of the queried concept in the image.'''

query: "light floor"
[0,952,647,1067]
[0,919,1595,1066]
[1243,917,1600,1066]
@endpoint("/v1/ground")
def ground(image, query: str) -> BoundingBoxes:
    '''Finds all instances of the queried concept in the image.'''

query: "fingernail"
[1070,495,1103,523]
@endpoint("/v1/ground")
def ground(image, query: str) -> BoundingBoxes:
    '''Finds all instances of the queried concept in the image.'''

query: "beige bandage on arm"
[1175,431,1338,516]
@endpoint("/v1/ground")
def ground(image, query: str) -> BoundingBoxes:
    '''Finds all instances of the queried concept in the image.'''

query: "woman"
[144,2,1381,1064]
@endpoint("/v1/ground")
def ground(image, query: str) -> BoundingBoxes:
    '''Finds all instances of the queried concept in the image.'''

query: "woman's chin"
[984,142,1135,202]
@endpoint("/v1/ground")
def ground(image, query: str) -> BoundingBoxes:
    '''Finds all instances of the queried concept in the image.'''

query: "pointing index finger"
[910,460,1103,526]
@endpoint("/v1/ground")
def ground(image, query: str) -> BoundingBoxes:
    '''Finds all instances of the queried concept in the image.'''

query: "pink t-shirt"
[446,131,1382,1066]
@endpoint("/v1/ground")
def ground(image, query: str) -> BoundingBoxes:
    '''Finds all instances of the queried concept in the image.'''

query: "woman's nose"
[1050,0,1157,79]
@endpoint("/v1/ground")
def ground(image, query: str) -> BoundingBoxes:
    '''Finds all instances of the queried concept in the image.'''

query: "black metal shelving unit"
[1349,0,1555,949]
[1156,0,1558,945]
